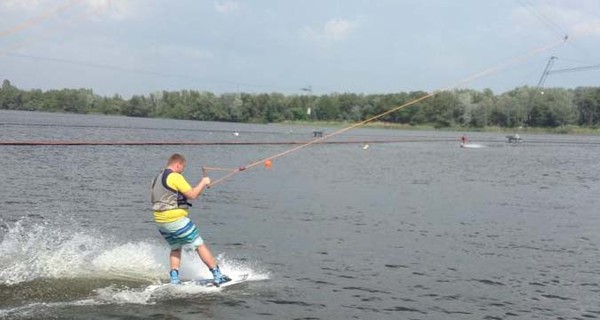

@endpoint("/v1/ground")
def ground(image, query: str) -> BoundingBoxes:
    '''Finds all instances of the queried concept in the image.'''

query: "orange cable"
[202,166,239,172]
[0,0,83,38]
[1,1,106,54]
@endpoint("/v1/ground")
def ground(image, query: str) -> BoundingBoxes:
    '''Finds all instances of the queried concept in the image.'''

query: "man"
[151,153,230,285]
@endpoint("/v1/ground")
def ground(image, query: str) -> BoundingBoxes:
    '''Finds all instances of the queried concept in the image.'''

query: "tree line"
[1,79,600,128]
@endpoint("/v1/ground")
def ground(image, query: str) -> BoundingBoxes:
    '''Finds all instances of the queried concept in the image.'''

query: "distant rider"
[151,153,230,285]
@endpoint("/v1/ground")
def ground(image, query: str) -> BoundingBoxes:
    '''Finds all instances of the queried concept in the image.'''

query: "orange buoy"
[264,159,272,169]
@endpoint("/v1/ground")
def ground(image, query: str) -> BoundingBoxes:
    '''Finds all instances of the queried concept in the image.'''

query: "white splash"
[0,218,269,308]
[0,219,166,285]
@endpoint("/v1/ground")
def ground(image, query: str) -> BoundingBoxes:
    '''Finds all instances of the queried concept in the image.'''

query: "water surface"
[1,110,600,319]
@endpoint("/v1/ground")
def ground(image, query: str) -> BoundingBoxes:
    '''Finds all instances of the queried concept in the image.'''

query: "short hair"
[167,153,186,165]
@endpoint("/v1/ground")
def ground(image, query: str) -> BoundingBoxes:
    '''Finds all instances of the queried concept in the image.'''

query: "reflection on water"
[1,110,600,319]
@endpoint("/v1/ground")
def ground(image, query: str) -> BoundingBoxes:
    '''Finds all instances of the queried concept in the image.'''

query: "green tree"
[574,87,600,126]
[0,79,21,110]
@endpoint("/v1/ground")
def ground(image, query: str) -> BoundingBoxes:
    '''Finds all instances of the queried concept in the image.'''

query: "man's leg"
[170,248,182,270]
[169,248,182,284]
[195,243,216,269]
[196,243,231,284]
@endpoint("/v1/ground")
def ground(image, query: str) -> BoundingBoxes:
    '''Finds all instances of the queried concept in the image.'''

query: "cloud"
[302,18,358,46]
[85,0,138,20]
[0,0,49,11]
[540,4,600,37]
[511,2,600,37]
[0,0,138,20]
[570,20,600,37]
[323,19,356,41]
[213,1,240,14]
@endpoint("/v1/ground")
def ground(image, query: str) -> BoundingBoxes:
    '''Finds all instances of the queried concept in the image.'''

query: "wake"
[0,218,268,317]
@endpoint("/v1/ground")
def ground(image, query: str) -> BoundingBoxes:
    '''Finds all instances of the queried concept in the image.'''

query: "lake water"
[1,109,600,319]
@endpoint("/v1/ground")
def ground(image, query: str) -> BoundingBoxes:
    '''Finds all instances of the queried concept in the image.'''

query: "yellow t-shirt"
[153,172,192,223]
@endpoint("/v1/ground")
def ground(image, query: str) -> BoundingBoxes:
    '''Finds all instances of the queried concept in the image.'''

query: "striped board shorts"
[156,217,204,250]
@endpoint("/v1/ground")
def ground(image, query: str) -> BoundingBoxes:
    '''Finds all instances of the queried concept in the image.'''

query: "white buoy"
[233,131,239,136]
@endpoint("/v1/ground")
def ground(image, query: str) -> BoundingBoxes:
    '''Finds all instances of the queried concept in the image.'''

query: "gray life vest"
[151,169,192,211]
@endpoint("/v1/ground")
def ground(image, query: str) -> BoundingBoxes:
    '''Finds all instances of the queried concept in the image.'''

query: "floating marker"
[264,159,272,168]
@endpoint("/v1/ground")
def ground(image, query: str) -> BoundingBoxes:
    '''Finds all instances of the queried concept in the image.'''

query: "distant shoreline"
[2,108,599,136]
[279,120,600,135]
[2,80,600,133]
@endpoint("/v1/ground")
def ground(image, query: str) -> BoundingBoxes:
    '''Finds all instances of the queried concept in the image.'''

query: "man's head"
[167,153,186,173]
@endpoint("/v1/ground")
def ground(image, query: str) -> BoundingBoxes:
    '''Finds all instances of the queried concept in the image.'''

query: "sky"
[0,0,599,97]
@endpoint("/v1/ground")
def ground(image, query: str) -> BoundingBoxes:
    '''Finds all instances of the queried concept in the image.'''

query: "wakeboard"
[460,143,485,149]
[191,273,250,288]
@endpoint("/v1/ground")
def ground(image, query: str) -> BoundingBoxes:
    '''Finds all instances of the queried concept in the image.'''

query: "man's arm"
[182,177,211,200]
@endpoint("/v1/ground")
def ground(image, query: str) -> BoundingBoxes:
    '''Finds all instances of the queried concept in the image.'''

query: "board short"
[156,217,204,250]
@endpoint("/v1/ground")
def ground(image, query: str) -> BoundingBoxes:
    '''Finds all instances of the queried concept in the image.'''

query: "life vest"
[151,169,192,211]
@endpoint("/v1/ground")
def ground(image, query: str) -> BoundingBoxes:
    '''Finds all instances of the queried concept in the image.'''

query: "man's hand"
[201,177,211,188]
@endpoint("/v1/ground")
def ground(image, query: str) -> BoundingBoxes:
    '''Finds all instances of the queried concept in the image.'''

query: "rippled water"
[1,109,600,319]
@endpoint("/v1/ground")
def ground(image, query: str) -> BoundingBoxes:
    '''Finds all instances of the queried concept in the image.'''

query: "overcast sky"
[0,0,599,97]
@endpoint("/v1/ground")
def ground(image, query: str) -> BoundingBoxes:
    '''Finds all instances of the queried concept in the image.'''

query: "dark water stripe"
[0,139,453,146]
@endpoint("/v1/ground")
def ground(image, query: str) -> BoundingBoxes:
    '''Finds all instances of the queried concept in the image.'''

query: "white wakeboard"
[189,273,250,288]
[460,143,485,149]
